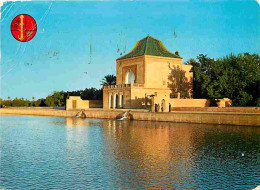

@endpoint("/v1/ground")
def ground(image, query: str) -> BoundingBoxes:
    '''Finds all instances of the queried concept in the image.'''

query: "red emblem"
[10,14,37,42]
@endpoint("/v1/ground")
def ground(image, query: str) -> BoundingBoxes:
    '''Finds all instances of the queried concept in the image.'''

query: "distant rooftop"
[117,36,181,60]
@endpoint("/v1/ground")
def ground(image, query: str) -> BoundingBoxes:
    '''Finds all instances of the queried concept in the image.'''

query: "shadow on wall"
[127,97,152,109]
[89,100,103,108]
[167,64,192,99]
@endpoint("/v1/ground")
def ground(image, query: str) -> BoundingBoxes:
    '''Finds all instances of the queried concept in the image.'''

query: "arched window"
[109,94,113,108]
[119,94,123,108]
[114,94,119,108]
[125,70,135,84]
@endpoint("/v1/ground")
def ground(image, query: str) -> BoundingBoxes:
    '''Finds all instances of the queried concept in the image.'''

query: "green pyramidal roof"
[117,36,181,60]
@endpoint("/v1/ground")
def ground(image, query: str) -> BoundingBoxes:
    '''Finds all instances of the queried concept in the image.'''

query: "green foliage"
[168,64,192,98]
[2,58,257,108]
[43,88,102,107]
[45,91,67,107]
[0,97,30,107]
[100,74,116,86]
[80,88,103,100]
[34,98,47,107]
[53,91,64,106]
[45,96,55,107]
[191,53,260,106]
[256,98,260,107]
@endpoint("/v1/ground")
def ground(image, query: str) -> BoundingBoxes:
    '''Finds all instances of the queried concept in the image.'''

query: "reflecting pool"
[0,115,259,189]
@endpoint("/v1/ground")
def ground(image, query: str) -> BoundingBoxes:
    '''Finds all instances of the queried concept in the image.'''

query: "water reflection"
[64,118,260,189]
[1,116,259,189]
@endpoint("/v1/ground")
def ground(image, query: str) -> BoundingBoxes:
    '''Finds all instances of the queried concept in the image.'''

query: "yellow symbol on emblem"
[18,15,24,40]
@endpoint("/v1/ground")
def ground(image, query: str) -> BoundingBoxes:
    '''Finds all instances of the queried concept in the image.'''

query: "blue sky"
[1,0,259,100]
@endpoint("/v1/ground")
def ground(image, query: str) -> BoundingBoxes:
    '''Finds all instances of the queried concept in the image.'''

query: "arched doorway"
[119,94,123,108]
[125,70,135,84]
[161,99,166,112]
[72,100,77,109]
[114,94,119,108]
[109,94,113,109]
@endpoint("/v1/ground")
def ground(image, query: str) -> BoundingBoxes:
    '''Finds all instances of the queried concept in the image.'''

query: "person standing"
[169,103,171,112]
[161,103,164,112]
[155,104,157,112]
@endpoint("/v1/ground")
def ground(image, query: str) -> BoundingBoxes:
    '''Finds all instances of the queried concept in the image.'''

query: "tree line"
[0,74,117,108]
[0,88,103,107]
[0,53,259,107]
[190,53,259,106]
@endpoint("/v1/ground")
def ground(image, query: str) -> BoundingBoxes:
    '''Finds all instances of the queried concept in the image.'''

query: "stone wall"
[1,108,259,126]
[66,96,103,110]
[89,100,103,108]
[169,99,210,108]
[172,107,260,113]
[66,96,89,110]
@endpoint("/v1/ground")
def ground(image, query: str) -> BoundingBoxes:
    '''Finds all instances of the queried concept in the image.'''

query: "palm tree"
[100,74,116,87]
[32,96,35,107]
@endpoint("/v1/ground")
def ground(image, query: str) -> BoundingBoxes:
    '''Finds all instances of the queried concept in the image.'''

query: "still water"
[0,115,259,190]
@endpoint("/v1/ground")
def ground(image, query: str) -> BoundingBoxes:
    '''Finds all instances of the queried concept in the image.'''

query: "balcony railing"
[132,84,144,87]
[103,83,144,89]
